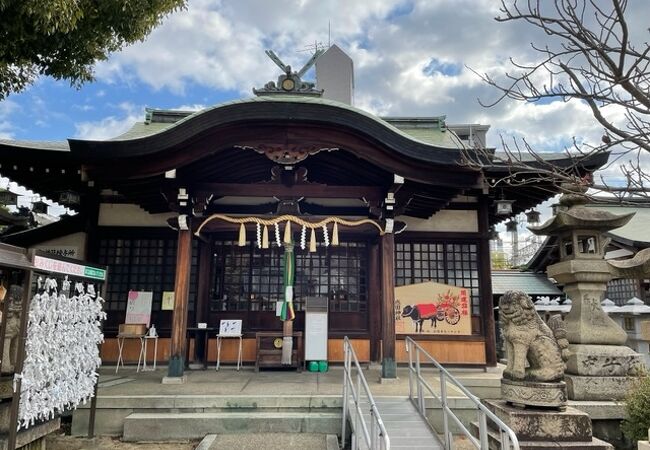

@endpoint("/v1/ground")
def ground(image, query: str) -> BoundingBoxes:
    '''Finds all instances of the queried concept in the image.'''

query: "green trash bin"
[318,360,328,372]
[308,361,319,372]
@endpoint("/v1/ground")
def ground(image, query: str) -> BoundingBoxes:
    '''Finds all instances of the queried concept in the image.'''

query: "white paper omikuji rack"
[0,247,109,450]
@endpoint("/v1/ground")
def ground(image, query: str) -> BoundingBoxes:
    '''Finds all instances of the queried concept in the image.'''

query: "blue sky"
[0,0,646,242]
[0,0,608,146]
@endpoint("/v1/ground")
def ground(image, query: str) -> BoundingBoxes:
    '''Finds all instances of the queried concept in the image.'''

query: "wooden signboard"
[395,281,471,335]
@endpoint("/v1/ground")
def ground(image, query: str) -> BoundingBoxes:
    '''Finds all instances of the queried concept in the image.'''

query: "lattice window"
[395,240,481,315]
[211,241,368,313]
[98,236,198,312]
[607,278,642,306]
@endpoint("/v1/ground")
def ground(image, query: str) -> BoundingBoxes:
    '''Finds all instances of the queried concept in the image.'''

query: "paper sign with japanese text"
[218,319,242,337]
[162,291,175,310]
[125,290,153,327]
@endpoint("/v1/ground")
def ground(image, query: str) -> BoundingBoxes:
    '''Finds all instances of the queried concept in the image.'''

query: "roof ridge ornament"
[253,49,324,97]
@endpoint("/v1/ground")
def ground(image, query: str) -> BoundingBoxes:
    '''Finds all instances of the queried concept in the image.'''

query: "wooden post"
[479,196,497,367]
[194,238,212,365]
[167,224,192,379]
[380,233,396,378]
[7,264,34,450]
[368,240,381,362]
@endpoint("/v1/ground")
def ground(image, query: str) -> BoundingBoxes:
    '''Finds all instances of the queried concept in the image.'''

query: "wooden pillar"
[82,190,101,263]
[167,224,193,378]
[194,238,212,364]
[479,196,497,366]
[368,240,381,362]
[380,233,396,378]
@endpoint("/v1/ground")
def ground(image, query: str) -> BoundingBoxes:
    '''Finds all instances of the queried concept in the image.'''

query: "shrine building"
[0,46,606,378]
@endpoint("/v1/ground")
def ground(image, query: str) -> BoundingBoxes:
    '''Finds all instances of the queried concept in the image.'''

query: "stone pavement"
[204,433,330,450]
[98,364,502,398]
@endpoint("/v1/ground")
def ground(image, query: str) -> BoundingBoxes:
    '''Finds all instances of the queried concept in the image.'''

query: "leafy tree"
[0,0,186,99]
[465,0,650,199]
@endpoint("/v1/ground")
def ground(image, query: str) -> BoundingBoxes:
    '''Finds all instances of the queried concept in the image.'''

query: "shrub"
[622,376,650,442]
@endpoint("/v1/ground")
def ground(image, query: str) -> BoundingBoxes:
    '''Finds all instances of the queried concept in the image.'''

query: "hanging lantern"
[32,200,48,214]
[0,189,18,206]
[525,209,541,223]
[495,199,515,215]
[58,190,81,206]
[505,219,518,232]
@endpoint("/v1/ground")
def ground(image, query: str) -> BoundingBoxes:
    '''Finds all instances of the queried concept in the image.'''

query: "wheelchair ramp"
[349,397,443,450]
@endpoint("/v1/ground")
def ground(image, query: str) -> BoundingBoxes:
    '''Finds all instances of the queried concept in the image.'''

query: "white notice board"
[125,291,153,327]
[305,311,328,360]
[218,319,242,337]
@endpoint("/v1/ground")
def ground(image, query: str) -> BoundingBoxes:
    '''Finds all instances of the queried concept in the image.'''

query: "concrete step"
[72,394,341,436]
[78,394,341,410]
[122,411,342,442]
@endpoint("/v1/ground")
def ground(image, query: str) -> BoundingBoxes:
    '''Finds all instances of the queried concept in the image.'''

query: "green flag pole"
[281,242,295,365]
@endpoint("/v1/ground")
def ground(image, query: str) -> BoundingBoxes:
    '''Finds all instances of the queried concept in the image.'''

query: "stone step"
[78,394,342,410]
[469,422,614,450]
[122,411,342,442]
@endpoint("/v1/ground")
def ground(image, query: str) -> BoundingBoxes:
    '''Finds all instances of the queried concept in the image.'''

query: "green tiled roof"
[113,96,464,149]
[0,139,69,151]
[112,122,173,140]
[492,270,562,296]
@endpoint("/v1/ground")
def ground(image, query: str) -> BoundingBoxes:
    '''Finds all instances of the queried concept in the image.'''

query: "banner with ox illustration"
[395,281,471,335]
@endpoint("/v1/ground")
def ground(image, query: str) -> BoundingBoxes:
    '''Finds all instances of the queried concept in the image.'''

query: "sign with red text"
[33,255,106,280]
[395,281,471,335]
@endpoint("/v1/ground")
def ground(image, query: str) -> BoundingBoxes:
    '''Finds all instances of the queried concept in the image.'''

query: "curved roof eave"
[67,96,467,167]
[485,151,610,173]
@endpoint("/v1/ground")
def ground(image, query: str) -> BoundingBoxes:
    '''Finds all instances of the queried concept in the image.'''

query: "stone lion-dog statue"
[500,290,568,382]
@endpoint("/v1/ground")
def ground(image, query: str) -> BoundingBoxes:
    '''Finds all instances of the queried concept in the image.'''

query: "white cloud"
[0,99,20,138]
[74,103,143,140]
[82,0,648,187]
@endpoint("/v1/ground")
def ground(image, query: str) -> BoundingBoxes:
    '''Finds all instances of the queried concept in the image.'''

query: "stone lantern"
[529,184,644,401]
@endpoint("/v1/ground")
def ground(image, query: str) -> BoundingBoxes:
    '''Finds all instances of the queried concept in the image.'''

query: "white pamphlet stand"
[141,335,159,371]
[216,319,243,371]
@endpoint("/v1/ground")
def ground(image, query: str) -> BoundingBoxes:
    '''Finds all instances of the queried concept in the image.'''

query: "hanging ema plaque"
[395,281,471,335]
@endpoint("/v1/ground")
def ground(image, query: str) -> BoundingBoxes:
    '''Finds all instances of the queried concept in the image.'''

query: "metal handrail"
[342,337,390,450]
[405,337,520,450]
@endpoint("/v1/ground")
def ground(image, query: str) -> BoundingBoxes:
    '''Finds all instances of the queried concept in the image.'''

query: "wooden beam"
[167,224,193,379]
[194,182,384,201]
[380,233,396,378]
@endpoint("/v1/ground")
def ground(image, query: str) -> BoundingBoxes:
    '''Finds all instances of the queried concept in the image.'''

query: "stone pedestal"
[501,378,567,410]
[473,400,613,449]
[564,344,643,400]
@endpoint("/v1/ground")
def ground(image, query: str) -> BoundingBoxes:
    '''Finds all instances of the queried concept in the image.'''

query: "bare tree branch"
[465,0,650,201]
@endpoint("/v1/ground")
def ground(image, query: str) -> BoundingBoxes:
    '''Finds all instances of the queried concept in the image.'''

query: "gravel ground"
[209,433,327,450]
[46,434,198,450]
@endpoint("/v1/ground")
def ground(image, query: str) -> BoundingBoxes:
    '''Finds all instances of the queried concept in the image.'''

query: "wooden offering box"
[255,331,303,371]
[118,323,147,337]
